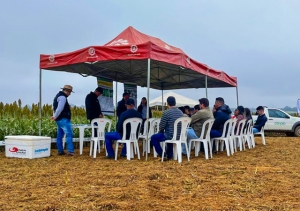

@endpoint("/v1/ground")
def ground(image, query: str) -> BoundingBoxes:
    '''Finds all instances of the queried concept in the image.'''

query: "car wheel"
[294,126,300,137]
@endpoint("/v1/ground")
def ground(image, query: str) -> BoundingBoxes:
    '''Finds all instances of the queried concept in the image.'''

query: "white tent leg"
[39,69,42,136]
[146,58,151,161]
[162,89,164,111]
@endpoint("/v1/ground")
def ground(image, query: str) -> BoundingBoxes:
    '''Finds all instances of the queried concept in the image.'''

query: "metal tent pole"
[115,82,118,124]
[205,69,209,98]
[146,58,151,161]
[39,69,42,136]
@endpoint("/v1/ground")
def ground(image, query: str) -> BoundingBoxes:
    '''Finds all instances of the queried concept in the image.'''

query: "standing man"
[253,106,267,133]
[105,98,142,159]
[116,92,130,118]
[151,96,183,160]
[85,87,103,122]
[210,97,232,138]
[51,85,75,156]
[182,98,214,155]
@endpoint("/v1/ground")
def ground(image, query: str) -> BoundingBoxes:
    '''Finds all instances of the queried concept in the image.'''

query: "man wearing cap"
[51,85,75,156]
[85,87,103,122]
[104,98,142,159]
[151,96,183,160]
[116,93,130,118]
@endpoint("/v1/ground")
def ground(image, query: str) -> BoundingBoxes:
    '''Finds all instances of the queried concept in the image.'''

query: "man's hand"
[51,116,56,121]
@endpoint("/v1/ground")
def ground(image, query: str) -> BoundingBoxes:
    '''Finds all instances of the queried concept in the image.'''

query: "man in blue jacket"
[210,97,232,138]
[253,106,268,133]
[105,98,142,159]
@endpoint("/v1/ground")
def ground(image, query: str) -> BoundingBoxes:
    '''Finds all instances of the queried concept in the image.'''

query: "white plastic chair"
[232,119,246,152]
[189,119,215,159]
[90,118,112,158]
[211,118,235,156]
[115,118,143,160]
[152,118,161,158]
[254,126,266,145]
[242,119,254,149]
[161,117,191,163]
[138,118,156,155]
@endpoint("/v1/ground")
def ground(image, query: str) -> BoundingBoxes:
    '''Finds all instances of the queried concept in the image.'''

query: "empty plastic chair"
[90,118,112,158]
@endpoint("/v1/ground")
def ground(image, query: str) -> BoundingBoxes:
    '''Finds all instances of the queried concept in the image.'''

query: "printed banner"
[97,77,114,116]
[124,83,137,109]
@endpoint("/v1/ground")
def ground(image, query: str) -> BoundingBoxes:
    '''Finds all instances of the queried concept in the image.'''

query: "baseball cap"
[125,98,135,106]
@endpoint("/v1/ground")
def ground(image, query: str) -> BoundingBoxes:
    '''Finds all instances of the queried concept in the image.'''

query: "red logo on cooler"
[9,147,19,152]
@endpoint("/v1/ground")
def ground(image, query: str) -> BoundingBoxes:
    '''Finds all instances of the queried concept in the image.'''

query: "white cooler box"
[5,135,51,159]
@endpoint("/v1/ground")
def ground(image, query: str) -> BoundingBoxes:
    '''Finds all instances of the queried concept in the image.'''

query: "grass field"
[0,137,299,211]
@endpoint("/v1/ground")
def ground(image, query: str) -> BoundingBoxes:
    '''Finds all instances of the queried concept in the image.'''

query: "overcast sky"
[1,0,300,109]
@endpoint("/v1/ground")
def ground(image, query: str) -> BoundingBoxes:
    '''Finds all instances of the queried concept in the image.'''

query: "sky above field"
[1,0,300,109]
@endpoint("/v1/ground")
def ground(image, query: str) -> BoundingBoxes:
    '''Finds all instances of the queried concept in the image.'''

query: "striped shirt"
[159,107,183,140]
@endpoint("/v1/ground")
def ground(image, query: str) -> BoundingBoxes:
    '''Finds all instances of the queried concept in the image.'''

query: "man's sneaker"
[58,151,66,155]
[106,156,114,159]
[67,152,74,156]
[120,154,127,158]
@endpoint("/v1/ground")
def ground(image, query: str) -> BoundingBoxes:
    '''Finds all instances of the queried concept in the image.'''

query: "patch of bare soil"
[0,137,299,211]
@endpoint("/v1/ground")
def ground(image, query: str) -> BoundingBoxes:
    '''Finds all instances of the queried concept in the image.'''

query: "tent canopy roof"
[40,26,237,90]
[149,91,199,108]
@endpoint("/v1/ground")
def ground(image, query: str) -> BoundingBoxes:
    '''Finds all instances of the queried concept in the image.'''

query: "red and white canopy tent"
[39,26,238,159]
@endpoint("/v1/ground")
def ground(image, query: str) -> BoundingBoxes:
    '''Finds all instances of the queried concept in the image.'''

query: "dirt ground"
[0,137,299,211]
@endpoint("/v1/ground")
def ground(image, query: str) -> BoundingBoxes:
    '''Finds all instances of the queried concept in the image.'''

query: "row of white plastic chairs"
[84,116,266,163]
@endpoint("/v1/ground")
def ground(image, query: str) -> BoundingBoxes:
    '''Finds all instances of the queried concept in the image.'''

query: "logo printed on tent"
[49,55,55,63]
[130,45,138,53]
[107,39,129,46]
[89,47,96,56]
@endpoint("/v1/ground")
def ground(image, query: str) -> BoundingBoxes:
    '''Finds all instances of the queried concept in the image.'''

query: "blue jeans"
[210,129,222,138]
[151,133,173,159]
[55,118,74,153]
[253,128,259,133]
[105,132,126,157]
[182,128,198,154]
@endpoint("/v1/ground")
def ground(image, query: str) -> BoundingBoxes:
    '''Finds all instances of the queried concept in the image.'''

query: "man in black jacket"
[85,87,103,122]
[116,92,130,118]
[210,97,232,138]
[253,106,268,133]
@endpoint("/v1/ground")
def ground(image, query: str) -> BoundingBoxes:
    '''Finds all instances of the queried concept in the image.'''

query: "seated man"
[210,97,232,138]
[104,98,142,159]
[151,96,183,160]
[182,98,214,155]
[193,104,200,114]
[253,106,267,133]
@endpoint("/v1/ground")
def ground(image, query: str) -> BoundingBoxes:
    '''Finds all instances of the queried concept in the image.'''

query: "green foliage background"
[0,100,162,140]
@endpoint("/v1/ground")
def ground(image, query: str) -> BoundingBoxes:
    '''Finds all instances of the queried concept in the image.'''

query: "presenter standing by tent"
[85,87,103,122]
[51,85,75,156]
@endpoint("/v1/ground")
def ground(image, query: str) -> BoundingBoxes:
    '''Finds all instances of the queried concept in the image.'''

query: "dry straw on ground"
[0,137,299,211]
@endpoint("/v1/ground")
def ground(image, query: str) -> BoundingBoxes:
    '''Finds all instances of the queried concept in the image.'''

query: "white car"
[252,107,300,137]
